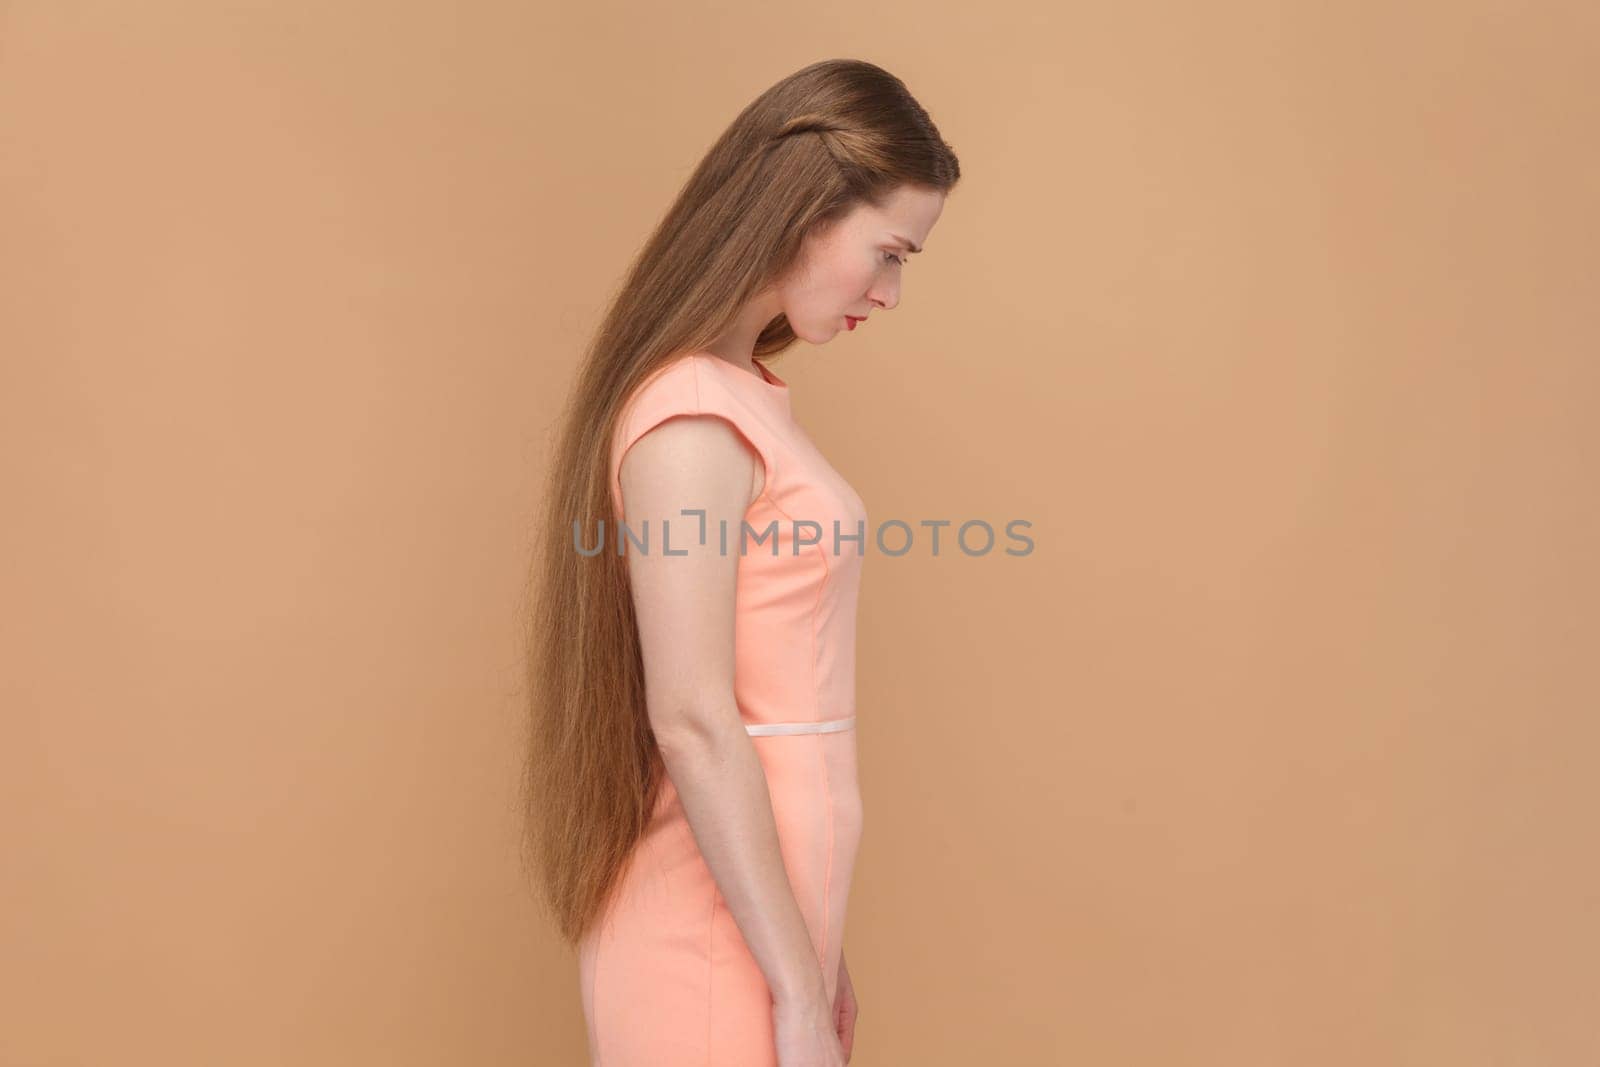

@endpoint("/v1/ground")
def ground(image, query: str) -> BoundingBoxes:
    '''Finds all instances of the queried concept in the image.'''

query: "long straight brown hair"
[520,58,960,947]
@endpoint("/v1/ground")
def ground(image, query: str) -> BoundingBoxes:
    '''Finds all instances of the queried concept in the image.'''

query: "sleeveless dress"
[578,351,869,1066]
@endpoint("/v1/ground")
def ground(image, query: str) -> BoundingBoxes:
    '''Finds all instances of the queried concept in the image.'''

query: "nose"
[867,280,899,313]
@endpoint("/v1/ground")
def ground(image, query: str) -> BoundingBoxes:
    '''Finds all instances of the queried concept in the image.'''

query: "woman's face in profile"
[776,184,945,343]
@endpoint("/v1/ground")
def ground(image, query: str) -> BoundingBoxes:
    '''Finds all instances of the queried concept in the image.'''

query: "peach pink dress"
[578,351,868,1066]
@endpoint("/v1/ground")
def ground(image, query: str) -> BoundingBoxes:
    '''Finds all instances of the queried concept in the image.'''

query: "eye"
[883,250,905,266]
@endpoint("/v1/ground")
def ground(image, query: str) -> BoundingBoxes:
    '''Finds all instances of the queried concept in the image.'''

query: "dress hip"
[578,718,862,1066]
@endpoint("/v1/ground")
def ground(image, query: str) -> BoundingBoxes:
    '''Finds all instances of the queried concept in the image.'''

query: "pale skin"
[618,184,943,1066]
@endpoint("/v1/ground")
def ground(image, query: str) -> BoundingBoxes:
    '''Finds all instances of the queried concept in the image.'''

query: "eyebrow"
[888,233,923,254]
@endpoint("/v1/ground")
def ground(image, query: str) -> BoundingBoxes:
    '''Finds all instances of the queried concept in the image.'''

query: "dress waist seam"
[744,715,856,737]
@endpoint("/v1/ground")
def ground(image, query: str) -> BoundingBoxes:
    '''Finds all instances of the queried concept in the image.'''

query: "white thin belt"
[745,715,856,737]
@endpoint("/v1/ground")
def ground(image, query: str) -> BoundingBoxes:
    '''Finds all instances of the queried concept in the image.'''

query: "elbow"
[650,696,741,755]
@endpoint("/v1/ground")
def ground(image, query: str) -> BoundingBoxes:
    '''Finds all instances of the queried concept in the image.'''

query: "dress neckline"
[694,352,790,395]
[754,360,788,390]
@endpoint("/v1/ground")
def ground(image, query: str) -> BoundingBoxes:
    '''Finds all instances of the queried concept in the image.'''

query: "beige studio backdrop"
[2,2,1596,1065]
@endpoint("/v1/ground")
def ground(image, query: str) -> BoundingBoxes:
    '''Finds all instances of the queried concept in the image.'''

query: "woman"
[523,59,958,1066]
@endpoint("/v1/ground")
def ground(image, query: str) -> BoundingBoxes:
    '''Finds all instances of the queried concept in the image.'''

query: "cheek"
[787,247,876,319]
[827,253,877,299]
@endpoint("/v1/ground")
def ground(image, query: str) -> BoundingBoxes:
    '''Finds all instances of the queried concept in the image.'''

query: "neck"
[704,287,782,369]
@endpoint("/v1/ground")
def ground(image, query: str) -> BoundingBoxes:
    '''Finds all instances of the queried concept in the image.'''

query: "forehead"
[853,185,944,241]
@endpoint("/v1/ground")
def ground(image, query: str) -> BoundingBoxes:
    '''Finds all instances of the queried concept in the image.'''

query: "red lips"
[845,315,864,330]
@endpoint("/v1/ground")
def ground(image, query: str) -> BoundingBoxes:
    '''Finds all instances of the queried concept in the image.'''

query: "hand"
[833,951,859,1062]
[773,985,846,1067]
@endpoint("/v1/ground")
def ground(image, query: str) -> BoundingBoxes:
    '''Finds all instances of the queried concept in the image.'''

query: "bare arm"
[618,414,828,1009]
